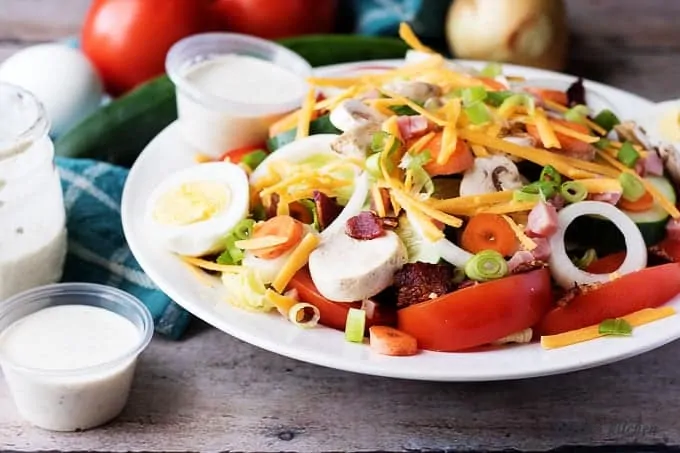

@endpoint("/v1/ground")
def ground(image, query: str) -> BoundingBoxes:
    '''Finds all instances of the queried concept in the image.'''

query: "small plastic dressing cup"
[166,33,313,157]
[0,283,153,431]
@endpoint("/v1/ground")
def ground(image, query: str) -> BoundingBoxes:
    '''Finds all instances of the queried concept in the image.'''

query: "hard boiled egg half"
[145,162,250,257]
[634,99,680,148]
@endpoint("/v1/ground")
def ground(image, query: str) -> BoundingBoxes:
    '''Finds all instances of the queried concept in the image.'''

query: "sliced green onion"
[617,142,640,168]
[345,308,366,343]
[540,165,562,185]
[593,109,621,133]
[598,318,633,336]
[217,236,244,265]
[241,150,267,170]
[484,90,515,107]
[462,86,488,106]
[365,152,382,178]
[573,248,597,270]
[560,181,587,203]
[370,131,389,154]
[399,149,432,171]
[465,250,508,282]
[499,94,535,115]
[564,104,590,125]
[517,181,557,201]
[513,188,541,203]
[594,138,611,150]
[480,62,503,78]
[464,102,491,125]
[232,219,255,241]
[619,172,645,202]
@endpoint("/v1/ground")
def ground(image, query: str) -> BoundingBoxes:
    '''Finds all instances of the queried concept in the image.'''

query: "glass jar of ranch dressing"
[0,83,67,301]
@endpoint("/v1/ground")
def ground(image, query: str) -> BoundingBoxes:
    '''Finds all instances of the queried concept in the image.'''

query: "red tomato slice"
[218,143,267,163]
[287,268,395,331]
[654,238,680,263]
[397,269,554,352]
[586,252,626,274]
[538,263,680,336]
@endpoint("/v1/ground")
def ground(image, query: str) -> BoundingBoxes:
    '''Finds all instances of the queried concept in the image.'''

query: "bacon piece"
[396,115,429,140]
[527,202,558,237]
[393,262,455,308]
[346,211,386,240]
[589,191,622,205]
[313,191,343,231]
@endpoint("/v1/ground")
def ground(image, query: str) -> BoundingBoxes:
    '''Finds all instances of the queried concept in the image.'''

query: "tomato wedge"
[218,143,267,163]
[397,269,553,352]
[537,263,680,336]
[586,252,626,274]
[288,268,395,331]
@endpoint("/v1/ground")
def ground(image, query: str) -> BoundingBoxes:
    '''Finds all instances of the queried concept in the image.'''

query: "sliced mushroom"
[382,80,442,103]
[615,121,654,150]
[423,97,444,111]
[459,155,523,197]
[329,99,385,132]
[330,122,381,159]
[657,143,680,186]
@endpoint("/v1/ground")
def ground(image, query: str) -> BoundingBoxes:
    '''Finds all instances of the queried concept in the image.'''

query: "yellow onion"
[446,0,569,71]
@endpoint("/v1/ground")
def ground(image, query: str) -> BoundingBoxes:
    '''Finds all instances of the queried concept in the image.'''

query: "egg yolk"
[658,107,680,143]
[153,181,231,225]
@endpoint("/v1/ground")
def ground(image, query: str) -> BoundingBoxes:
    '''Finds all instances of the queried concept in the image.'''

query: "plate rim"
[122,59,680,382]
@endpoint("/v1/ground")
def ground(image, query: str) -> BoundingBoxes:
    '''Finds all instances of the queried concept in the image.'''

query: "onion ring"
[548,201,647,289]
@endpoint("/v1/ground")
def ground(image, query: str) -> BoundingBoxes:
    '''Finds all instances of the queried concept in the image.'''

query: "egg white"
[145,162,250,257]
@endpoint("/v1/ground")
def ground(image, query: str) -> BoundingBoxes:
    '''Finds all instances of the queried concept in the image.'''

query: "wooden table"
[2,1,680,451]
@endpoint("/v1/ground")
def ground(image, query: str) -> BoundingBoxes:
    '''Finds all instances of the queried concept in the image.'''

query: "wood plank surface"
[2,0,680,452]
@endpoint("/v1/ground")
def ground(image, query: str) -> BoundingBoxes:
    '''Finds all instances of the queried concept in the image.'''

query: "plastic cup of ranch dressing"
[166,32,313,158]
[0,283,153,431]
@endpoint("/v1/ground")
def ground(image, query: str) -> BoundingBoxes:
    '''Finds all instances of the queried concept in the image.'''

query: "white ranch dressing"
[174,54,307,157]
[0,305,141,431]
[0,83,67,301]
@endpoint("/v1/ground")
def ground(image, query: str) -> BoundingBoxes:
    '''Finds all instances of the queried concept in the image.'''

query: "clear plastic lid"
[166,33,313,117]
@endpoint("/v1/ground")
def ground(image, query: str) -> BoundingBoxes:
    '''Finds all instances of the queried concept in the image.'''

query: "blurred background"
[0,0,677,100]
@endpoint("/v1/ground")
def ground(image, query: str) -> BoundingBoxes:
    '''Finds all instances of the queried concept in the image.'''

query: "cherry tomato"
[82,0,213,96]
[288,268,394,331]
[210,0,338,40]
[538,263,680,336]
[397,269,554,352]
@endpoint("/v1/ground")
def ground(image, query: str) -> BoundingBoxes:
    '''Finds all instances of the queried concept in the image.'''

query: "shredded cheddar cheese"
[533,107,561,149]
[541,307,677,349]
[181,256,243,273]
[272,233,320,293]
[430,190,515,212]
[502,215,537,251]
[379,88,447,126]
[392,189,463,228]
[437,99,462,165]
[550,122,601,144]
[235,236,288,250]
[399,22,435,53]
[295,88,317,140]
[578,178,623,194]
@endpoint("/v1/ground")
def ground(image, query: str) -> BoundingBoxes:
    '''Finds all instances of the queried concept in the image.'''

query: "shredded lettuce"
[396,214,440,264]
[221,268,274,313]
[399,149,434,200]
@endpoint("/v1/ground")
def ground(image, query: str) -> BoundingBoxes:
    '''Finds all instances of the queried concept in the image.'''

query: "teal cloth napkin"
[57,157,191,340]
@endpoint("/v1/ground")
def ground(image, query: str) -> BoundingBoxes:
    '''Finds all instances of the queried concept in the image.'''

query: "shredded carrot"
[618,191,654,212]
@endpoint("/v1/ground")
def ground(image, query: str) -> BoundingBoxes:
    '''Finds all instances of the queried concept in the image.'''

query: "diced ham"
[644,151,665,176]
[526,202,558,237]
[589,191,622,205]
[397,115,429,140]
[508,250,535,273]
[346,211,386,240]
[531,237,551,261]
[548,194,566,210]
[667,218,680,242]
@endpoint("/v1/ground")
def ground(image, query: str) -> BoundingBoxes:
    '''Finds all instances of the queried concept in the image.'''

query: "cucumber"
[266,114,340,152]
[55,35,408,167]
[624,176,675,246]
[566,176,676,251]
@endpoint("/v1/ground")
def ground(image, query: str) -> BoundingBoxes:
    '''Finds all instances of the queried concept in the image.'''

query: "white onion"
[435,238,474,268]
[548,201,647,289]
[321,171,370,239]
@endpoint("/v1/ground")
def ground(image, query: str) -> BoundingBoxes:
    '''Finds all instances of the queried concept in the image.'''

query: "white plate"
[122,59,680,381]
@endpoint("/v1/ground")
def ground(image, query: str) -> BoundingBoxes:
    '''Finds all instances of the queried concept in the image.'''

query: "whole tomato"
[82,0,213,96]
[210,0,338,40]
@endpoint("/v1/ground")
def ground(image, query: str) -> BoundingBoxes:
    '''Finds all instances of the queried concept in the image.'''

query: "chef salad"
[145,23,680,356]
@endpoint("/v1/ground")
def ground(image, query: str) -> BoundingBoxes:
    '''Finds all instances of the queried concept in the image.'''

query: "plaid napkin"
[57,157,191,340]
